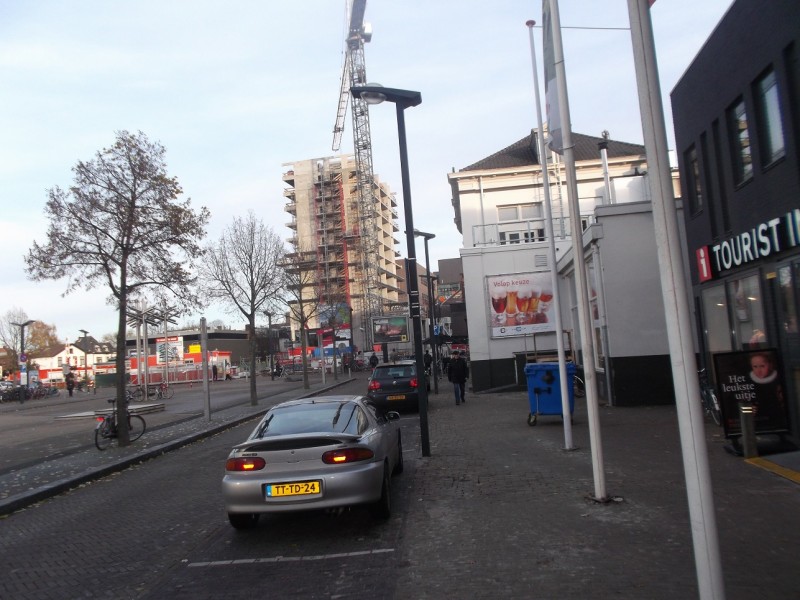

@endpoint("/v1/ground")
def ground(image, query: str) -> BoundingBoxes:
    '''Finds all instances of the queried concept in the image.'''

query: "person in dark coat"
[447,350,469,405]
[369,353,379,369]
[65,371,75,397]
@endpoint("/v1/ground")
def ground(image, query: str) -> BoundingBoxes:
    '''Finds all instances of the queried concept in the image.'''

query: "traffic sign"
[19,353,27,363]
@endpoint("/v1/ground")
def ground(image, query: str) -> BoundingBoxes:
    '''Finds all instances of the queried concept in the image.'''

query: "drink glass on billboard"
[516,286,532,324]
[505,288,519,321]
[490,289,507,325]
[539,285,553,313]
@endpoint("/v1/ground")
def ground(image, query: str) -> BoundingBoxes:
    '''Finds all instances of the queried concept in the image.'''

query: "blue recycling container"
[524,362,576,426]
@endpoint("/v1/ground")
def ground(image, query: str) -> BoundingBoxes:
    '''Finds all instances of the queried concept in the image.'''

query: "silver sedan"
[222,395,404,530]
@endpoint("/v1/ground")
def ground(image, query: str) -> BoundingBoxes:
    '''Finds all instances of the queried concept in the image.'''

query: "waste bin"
[524,362,576,426]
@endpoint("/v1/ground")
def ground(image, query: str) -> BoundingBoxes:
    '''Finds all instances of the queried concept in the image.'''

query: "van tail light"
[410,377,419,388]
[322,448,375,464]
[226,457,267,471]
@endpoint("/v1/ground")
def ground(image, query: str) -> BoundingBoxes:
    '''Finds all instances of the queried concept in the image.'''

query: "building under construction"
[282,154,403,353]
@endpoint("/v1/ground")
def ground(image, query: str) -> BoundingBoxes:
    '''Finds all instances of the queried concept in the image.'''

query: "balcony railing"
[471,215,592,247]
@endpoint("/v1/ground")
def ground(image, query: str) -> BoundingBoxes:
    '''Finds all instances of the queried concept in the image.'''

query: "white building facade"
[449,130,682,405]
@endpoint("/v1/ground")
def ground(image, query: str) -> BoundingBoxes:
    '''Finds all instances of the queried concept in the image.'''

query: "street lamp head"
[351,84,422,109]
[413,229,436,241]
[11,320,35,328]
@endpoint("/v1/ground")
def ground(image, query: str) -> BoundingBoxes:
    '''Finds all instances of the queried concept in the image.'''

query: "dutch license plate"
[266,480,321,498]
[387,395,406,401]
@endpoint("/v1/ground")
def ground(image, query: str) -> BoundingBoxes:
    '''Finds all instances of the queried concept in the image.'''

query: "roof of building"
[460,130,646,172]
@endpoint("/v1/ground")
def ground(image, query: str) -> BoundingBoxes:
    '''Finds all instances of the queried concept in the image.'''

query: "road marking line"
[188,548,394,568]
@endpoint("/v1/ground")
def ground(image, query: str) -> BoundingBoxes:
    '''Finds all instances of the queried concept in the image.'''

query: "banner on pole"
[542,0,563,155]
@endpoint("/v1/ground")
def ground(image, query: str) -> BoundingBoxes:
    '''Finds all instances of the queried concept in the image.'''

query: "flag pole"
[627,0,724,597]
[545,0,607,500]
[526,19,574,451]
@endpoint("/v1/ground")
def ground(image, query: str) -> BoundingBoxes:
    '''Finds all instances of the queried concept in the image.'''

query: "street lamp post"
[351,84,430,457]
[11,319,34,400]
[79,329,90,389]
[414,229,439,395]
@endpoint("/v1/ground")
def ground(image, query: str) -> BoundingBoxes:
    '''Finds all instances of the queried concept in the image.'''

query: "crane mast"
[332,0,382,353]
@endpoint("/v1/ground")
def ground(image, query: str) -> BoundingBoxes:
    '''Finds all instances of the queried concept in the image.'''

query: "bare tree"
[25,130,210,445]
[281,246,332,389]
[201,212,285,405]
[0,307,29,372]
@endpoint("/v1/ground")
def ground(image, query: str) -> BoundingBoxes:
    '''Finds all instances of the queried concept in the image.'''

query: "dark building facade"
[672,0,800,444]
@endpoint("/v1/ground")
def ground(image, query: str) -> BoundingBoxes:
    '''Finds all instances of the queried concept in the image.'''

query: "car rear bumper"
[223,460,385,514]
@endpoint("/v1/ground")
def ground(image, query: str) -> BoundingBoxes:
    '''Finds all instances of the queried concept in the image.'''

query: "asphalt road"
[0,376,315,475]
[0,375,424,599]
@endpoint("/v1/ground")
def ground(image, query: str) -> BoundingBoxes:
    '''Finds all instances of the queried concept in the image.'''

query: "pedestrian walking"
[448,350,469,405]
[423,350,432,375]
[369,353,379,369]
[212,364,218,381]
[65,371,75,397]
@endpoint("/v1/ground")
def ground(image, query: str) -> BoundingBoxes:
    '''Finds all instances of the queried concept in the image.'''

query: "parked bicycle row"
[0,382,60,403]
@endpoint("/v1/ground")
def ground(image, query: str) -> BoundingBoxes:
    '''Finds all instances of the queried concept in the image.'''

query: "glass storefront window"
[727,274,766,348]
[701,283,732,352]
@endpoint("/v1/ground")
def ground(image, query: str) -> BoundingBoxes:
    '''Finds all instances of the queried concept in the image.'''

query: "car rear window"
[377,366,414,378]
[255,402,367,437]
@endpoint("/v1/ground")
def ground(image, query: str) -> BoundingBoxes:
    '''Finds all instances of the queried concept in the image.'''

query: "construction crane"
[332,0,382,353]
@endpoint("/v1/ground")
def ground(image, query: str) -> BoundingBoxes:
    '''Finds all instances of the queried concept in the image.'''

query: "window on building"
[684,145,703,215]
[498,206,518,221]
[699,133,718,238]
[727,98,753,185]
[728,274,766,349]
[519,203,541,220]
[701,283,732,353]
[498,203,541,222]
[712,120,731,233]
[755,68,786,166]
[57,357,63,367]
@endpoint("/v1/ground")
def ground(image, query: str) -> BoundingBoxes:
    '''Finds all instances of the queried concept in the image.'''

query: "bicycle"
[131,382,174,401]
[94,394,146,450]
[698,368,722,426]
[573,374,585,398]
[155,382,174,400]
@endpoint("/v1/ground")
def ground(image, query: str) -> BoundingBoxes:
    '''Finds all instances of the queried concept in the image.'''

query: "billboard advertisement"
[713,348,790,438]
[372,316,410,344]
[487,273,556,338]
[156,336,183,364]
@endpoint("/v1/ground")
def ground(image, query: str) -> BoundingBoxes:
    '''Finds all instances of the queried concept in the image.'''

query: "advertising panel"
[487,272,556,338]
[712,348,790,437]
[319,302,351,327]
[372,316,410,344]
[156,336,183,364]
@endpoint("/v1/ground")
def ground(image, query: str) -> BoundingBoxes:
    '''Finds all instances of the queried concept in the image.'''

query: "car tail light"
[410,377,419,388]
[368,380,381,391]
[226,457,266,471]
[95,417,105,422]
[322,448,375,464]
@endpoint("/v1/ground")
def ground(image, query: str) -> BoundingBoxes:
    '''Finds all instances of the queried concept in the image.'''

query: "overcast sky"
[0,0,733,341]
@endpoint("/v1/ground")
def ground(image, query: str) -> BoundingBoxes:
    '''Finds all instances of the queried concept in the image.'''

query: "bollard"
[739,402,758,458]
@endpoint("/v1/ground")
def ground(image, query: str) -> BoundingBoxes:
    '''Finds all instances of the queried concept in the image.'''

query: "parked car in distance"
[222,395,403,530]
[367,360,428,411]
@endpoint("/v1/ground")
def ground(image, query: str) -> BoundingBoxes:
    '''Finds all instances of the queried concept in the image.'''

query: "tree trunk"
[249,316,258,406]
[115,292,130,446]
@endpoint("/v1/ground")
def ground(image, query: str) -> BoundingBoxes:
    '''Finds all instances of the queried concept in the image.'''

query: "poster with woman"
[712,348,790,438]
[486,273,556,338]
